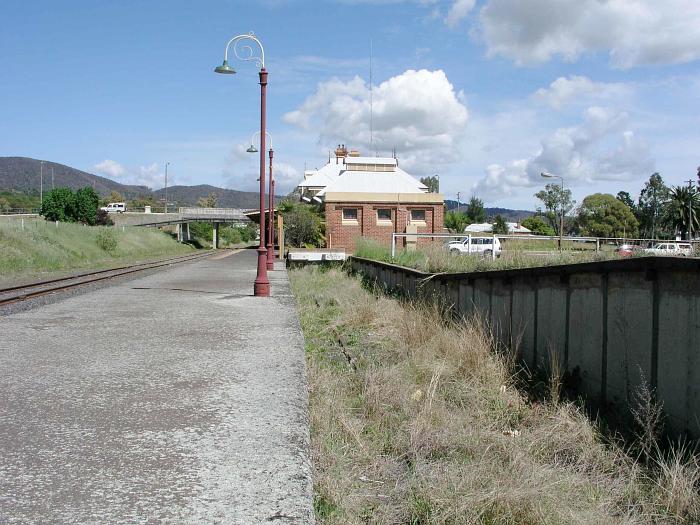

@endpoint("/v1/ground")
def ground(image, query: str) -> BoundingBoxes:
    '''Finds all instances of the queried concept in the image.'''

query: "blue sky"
[1,0,698,209]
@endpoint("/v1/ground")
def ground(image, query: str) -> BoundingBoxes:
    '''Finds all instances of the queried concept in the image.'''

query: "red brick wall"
[325,202,444,253]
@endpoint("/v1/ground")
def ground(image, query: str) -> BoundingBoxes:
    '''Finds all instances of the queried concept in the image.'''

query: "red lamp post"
[215,32,270,296]
[267,148,275,270]
[247,131,275,271]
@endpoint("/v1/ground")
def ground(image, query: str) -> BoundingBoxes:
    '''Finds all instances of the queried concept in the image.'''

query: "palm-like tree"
[668,186,700,239]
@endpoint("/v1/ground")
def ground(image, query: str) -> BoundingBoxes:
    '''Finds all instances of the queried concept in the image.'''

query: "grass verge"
[0,220,194,285]
[290,265,700,524]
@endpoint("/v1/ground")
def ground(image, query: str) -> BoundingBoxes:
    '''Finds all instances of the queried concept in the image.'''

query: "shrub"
[96,229,118,253]
[41,187,76,222]
[74,187,100,225]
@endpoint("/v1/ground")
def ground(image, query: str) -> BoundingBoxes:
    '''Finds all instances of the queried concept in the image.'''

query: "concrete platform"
[0,249,314,524]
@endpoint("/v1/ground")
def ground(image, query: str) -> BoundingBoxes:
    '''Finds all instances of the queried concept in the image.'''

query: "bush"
[41,187,76,222]
[74,187,100,225]
[284,204,323,247]
[96,229,118,253]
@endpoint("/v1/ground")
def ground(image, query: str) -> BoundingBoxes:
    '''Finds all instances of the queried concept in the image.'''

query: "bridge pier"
[213,222,219,249]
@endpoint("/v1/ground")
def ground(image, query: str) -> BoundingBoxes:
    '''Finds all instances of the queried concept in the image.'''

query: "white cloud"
[477,0,700,67]
[136,163,165,189]
[93,159,125,178]
[534,75,632,110]
[445,0,476,28]
[283,69,468,175]
[92,159,166,189]
[472,106,655,200]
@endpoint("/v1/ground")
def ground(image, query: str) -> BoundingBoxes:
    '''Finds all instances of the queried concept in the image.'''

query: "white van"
[447,236,502,258]
[101,202,126,213]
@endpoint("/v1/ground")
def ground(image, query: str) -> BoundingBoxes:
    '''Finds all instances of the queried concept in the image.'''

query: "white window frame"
[342,207,359,224]
[409,209,426,225]
[376,208,392,226]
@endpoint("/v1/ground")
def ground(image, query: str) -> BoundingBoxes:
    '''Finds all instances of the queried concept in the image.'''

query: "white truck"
[644,242,693,256]
[100,202,126,213]
[447,236,502,258]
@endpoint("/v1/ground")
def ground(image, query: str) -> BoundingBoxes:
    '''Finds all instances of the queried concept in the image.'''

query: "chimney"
[335,144,348,164]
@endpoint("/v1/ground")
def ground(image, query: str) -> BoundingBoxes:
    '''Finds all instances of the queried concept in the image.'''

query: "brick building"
[298,146,444,252]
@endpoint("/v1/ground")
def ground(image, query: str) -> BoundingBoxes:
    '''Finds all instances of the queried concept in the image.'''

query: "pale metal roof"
[317,166,428,196]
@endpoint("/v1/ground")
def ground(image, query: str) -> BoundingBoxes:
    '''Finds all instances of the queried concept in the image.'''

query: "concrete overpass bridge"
[111,208,252,247]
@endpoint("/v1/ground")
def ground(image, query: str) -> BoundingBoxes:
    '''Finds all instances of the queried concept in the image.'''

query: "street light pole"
[247,130,275,271]
[686,179,695,241]
[541,172,565,250]
[456,191,461,214]
[164,162,169,214]
[215,32,270,297]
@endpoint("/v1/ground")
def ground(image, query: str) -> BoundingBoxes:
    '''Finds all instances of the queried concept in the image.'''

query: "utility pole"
[40,161,44,204]
[51,167,54,189]
[456,191,461,214]
[164,162,170,214]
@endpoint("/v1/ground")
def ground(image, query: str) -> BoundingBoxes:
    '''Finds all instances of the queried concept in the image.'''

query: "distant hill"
[444,199,533,222]
[0,157,150,199]
[153,184,274,209]
[0,157,276,209]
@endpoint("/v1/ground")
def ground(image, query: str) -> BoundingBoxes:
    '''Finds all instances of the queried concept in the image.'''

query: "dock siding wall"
[350,256,700,438]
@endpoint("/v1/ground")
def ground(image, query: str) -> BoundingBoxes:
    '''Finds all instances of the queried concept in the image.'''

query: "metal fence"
[390,232,700,259]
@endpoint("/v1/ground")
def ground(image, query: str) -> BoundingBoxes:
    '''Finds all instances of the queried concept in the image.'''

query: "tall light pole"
[456,191,461,214]
[51,167,54,190]
[40,160,44,205]
[247,131,275,270]
[541,171,565,250]
[164,162,170,214]
[215,32,270,296]
[685,179,695,241]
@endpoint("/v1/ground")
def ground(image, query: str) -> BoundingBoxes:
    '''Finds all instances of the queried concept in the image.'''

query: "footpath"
[0,249,314,524]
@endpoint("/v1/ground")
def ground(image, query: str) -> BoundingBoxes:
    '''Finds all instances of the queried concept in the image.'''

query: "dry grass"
[290,266,700,524]
[354,238,616,275]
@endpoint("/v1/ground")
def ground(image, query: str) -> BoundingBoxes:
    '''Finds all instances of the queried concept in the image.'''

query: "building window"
[376,208,392,224]
[410,209,426,223]
[342,208,358,223]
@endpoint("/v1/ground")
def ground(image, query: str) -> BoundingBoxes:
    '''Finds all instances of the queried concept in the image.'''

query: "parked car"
[100,202,126,213]
[447,236,502,258]
[644,242,693,256]
[615,244,642,257]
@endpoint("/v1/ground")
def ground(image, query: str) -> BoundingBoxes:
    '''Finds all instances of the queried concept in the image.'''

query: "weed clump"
[95,228,118,253]
[290,266,700,524]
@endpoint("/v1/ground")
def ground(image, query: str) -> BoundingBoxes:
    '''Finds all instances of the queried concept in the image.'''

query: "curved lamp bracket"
[224,32,265,69]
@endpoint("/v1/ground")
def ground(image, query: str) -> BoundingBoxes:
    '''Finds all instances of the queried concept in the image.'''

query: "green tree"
[616,191,635,211]
[637,173,671,238]
[667,185,700,239]
[74,187,100,225]
[283,203,323,247]
[197,192,219,208]
[41,187,76,222]
[102,190,125,205]
[444,211,470,233]
[420,176,440,193]
[534,183,575,235]
[492,214,509,235]
[465,197,486,223]
[521,215,556,236]
[576,193,639,238]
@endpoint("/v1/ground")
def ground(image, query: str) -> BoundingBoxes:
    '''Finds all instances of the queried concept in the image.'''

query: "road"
[0,249,314,524]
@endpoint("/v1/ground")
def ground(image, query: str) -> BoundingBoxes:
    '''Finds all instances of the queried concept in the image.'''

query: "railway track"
[0,251,215,307]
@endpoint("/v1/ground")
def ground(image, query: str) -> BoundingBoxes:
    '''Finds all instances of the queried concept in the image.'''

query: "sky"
[1,0,699,210]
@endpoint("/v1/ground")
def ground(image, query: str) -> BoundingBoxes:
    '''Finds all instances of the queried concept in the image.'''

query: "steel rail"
[0,251,215,307]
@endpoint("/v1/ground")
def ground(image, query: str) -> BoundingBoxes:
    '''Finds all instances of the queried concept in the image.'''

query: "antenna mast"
[370,38,374,155]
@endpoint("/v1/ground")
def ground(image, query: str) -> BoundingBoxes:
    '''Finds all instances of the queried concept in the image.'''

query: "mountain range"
[0,157,270,209]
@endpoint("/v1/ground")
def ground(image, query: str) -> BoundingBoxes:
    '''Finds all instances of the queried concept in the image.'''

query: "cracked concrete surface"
[0,249,314,524]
